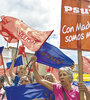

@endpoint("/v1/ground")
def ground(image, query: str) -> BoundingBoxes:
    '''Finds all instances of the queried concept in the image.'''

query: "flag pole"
[78,51,84,100]
[27,65,32,75]
[7,42,8,48]
[27,53,36,75]
[26,59,31,67]
[15,41,19,55]
[2,54,6,75]
[25,56,28,65]
[15,41,19,74]
[77,0,84,100]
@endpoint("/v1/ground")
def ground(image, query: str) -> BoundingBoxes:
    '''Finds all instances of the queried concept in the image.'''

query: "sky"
[0,0,90,64]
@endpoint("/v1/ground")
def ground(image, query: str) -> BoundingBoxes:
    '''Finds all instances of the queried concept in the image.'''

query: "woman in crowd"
[44,73,57,100]
[44,73,57,83]
[31,56,90,100]
[9,55,28,86]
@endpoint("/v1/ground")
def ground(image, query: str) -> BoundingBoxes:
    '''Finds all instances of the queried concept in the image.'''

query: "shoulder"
[53,83,62,96]
[53,83,62,90]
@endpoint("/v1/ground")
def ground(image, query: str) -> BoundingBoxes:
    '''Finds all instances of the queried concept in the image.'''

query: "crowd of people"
[31,56,90,100]
[0,55,90,100]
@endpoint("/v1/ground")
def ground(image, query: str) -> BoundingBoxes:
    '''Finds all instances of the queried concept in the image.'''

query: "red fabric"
[46,65,50,72]
[0,16,18,43]
[46,66,54,72]
[0,67,17,76]
[0,68,7,76]
[18,45,26,57]
[45,65,59,81]
[0,16,53,51]
[83,56,90,74]
[50,68,59,81]
[0,55,3,66]
[0,31,18,43]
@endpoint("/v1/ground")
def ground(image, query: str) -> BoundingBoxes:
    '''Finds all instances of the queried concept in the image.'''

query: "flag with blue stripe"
[6,55,23,68]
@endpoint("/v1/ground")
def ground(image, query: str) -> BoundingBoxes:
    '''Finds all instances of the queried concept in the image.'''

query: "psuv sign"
[60,0,90,51]
[64,5,90,15]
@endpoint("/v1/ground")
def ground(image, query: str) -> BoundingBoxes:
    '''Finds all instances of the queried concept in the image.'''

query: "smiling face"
[58,70,71,86]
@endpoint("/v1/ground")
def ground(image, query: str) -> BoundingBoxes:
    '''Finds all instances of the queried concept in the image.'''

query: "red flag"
[46,65,50,72]
[0,16,53,51]
[83,56,90,74]
[0,68,6,76]
[18,45,26,57]
[46,65,54,72]
[0,31,18,43]
[45,65,59,81]
[0,55,3,66]
[50,68,59,81]
[0,16,18,43]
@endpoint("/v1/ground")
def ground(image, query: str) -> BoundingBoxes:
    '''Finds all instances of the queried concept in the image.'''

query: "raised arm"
[9,55,17,80]
[31,56,53,91]
[5,74,12,86]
